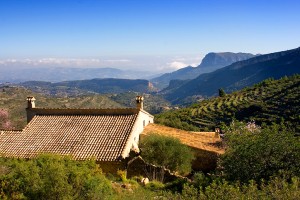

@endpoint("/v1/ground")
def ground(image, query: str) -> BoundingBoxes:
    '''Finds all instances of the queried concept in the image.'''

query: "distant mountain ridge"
[21,78,156,95]
[151,52,255,89]
[164,47,300,104]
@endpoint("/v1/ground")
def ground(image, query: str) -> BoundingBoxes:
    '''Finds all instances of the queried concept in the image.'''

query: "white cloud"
[103,59,131,63]
[168,61,188,70]
[157,54,204,72]
[0,54,204,73]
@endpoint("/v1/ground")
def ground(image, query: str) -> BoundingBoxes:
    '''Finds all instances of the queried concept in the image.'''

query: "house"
[0,96,153,173]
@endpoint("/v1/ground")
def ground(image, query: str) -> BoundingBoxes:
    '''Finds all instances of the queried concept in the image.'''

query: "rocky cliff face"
[151,52,255,90]
[198,52,255,68]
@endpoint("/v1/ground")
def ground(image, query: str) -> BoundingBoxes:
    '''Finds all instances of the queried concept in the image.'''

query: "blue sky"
[0,0,300,71]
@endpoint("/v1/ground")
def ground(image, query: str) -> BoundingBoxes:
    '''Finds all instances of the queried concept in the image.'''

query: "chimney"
[135,96,144,110]
[26,96,36,108]
[26,97,36,123]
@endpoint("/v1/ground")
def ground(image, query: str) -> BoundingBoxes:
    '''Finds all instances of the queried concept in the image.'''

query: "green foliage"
[0,154,113,199]
[180,176,300,200]
[144,181,165,191]
[220,123,300,183]
[156,75,300,132]
[218,88,226,97]
[140,133,194,175]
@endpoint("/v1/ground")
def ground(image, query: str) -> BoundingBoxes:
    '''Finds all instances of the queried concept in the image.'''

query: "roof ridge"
[27,107,141,116]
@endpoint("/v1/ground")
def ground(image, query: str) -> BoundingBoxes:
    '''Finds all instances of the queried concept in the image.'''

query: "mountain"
[198,52,256,68]
[21,78,156,95]
[156,75,300,132]
[0,67,158,83]
[151,52,255,89]
[164,47,300,104]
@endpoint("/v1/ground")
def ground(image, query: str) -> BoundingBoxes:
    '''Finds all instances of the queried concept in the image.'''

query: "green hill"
[0,86,123,130]
[155,75,300,132]
[21,78,155,95]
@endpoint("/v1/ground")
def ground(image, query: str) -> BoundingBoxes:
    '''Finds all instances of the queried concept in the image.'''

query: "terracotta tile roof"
[0,113,138,161]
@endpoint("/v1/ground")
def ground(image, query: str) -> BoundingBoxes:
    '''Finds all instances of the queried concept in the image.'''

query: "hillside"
[156,75,300,132]
[164,47,300,103]
[151,52,255,89]
[110,92,171,114]
[21,78,156,95]
[0,86,123,130]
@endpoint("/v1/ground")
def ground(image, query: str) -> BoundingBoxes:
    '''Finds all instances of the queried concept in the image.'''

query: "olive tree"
[140,133,194,177]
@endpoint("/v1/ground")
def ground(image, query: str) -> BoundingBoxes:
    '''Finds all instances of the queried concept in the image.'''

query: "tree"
[0,109,12,130]
[220,122,300,183]
[140,133,194,176]
[218,88,226,97]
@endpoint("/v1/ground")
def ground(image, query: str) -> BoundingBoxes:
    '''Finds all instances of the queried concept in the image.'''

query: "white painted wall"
[121,110,154,158]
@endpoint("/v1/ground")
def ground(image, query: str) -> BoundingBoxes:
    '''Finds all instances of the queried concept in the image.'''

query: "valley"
[1,47,300,133]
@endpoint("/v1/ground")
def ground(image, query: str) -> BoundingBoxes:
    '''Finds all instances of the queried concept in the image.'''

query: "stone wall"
[126,156,187,183]
[191,147,220,172]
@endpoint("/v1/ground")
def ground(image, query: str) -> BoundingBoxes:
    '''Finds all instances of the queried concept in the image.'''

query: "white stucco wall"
[121,110,154,158]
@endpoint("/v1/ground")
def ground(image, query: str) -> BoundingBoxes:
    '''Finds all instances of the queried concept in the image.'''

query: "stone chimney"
[26,96,36,108]
[135,96,144,110]
[26,97,36,123]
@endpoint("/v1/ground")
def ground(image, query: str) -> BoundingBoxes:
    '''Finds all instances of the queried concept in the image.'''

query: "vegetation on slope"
[156,75,300,132]
[221,122,300,183]
[110,92,171,114]
[22,78,154,95]
[0,86,123,129]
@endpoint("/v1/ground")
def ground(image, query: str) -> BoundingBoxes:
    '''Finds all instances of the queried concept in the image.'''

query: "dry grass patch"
[141,123,224,154]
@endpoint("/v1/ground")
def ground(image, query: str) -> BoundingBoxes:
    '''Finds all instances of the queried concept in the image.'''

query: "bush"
[140,133,194,176]
[180,176,300,200]
[220,122,300,183]
[0,154,113,199]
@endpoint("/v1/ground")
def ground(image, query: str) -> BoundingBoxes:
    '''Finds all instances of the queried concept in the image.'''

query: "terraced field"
[155,75,300,132]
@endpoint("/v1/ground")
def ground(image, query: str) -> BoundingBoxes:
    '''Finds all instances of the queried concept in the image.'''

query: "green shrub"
[140,133,194,176]
[220,123,300,183]
[0,154,113,199]
[145,181,165,191]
